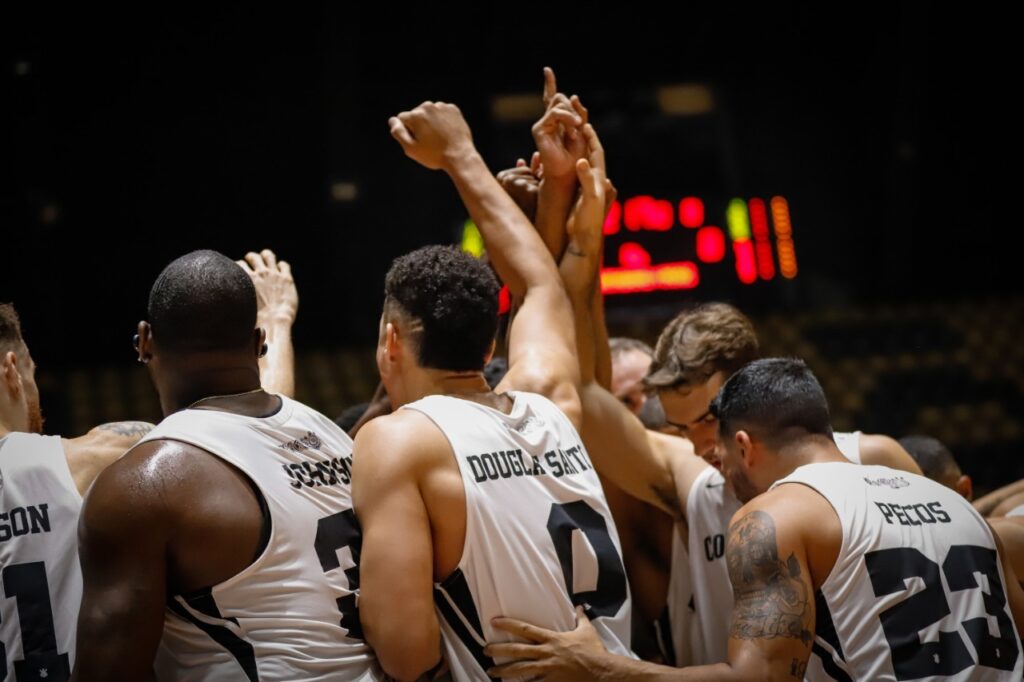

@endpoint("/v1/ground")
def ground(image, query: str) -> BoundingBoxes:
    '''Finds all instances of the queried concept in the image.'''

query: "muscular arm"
[548,123,706,518]
[975,482,1024,517]
[858,434,923,475]
[390,103,582,426]
[352,415,441,680]
[62,421,155,495]
[72,442,170,681]
[238,249,298,398]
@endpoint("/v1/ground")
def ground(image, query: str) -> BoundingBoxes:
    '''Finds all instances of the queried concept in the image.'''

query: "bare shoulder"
[352,408,452,476]
[81,439,193,536]
[647,430,708,517]
[738,483,842,586]
[63,421,157,495]
[858,433,923,475]
[497,356,582,429]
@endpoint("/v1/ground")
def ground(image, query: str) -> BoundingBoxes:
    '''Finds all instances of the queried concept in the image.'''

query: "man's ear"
[1,351,23,398]
[736,430,756,466]
[385,322,401,361]
[136,321,154,363]
[956,474,974,502]
[254,327,268,358]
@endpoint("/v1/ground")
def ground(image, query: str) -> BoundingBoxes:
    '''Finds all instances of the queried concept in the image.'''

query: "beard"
[26,392,44,434]
[727,466,761,505]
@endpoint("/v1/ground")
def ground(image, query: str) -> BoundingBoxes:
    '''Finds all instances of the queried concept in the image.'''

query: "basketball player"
[488,358,1024,681]
[0,303,153,681]
[71,250,381,680]
[498,132,930,665]
[351,100,632,680]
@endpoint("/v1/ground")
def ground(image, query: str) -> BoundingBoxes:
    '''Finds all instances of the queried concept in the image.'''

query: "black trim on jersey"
[811,642,854,682]
[245,472,272,562]
[434,569,498,681]
[168,589,260,682]
[653,606,677,667]
[814,590,845,661]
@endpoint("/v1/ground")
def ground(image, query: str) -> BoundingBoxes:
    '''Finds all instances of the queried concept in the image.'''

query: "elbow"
[377,644,441,682]
[365,618,441,681]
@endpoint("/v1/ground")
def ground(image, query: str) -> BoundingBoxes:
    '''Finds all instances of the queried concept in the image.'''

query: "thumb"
[388,117,415,148]
[575,605,593,627]
[576,158,599,198]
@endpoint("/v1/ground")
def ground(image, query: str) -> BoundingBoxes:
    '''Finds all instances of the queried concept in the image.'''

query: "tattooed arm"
[723,507,816,679]
[62,421,155,496]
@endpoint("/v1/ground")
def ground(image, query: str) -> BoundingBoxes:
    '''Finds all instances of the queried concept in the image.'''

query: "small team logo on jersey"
[863,475,910,489]
[510,416,544,436]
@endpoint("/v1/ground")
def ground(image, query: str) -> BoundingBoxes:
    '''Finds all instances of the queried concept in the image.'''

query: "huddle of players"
[0,67,1022,681]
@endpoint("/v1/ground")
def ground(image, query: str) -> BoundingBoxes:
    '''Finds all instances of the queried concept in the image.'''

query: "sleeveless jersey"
[775,462,1022,681]
[136,396,382,681]
[666,431,864,665]
[0,432,82,681]
[403,392,633,680]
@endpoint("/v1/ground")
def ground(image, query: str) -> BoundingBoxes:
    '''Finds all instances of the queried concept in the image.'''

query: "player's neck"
[403,367,492,404]
[157,362,263,416]
[778,436,849,469]
[0,408,28,437]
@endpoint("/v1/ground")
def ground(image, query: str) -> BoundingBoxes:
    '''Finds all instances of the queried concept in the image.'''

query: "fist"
[388,101,477,171]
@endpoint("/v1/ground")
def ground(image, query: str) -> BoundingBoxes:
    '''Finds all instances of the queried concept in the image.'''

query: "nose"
[692,423,718,458]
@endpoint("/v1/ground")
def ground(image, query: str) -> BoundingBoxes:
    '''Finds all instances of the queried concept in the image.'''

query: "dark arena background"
[2,5,1020,491]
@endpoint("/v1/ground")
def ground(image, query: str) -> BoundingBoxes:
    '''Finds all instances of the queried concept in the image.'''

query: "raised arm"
[388,101,582,426]
[237,249,298,397]
[533,67,590,262]
[553,124,707,517]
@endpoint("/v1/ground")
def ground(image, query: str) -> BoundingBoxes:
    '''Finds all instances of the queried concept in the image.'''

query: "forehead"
[658,371,726,425]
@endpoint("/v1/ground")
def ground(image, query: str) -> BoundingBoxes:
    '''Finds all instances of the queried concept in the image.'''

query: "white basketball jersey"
[775,462,1022,681]
[0,433,82,682]
[403,392,633,680]
[136,396,382,681]
[666,431,864,666]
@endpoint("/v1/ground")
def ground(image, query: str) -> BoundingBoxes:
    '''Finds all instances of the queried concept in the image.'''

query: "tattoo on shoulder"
[727,510,813,646]
[97,421,155,438]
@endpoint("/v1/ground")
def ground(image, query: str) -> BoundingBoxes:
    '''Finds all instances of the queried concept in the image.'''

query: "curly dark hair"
[646,302,759,390]
[384,245,500,372]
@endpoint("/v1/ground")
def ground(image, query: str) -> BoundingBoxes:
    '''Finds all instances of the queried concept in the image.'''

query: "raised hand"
[566,124,608,262]
[237,249,298,326]
[496,154,542,222]
[388,102,477,171]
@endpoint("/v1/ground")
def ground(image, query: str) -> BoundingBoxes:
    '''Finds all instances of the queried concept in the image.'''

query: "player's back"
[775,462,1022,681]
[404,391,633,680]
[0,432,82,681]
[137,395,381,681]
